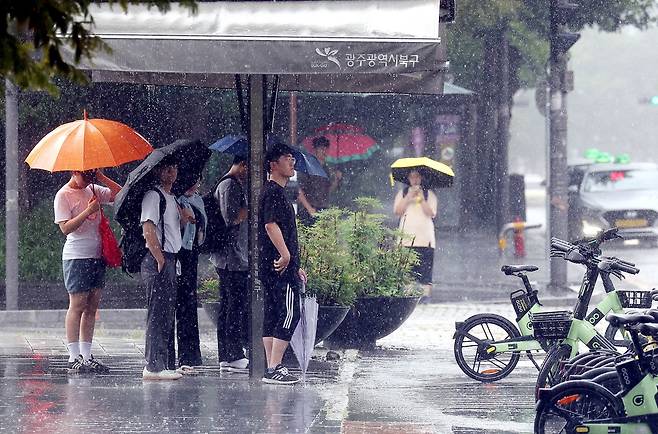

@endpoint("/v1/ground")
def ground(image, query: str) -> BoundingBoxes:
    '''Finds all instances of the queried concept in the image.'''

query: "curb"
[0,307,215,330]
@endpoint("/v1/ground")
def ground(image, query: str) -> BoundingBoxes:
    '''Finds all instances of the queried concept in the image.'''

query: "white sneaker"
[142,367,183,380]
[219,358,249,373]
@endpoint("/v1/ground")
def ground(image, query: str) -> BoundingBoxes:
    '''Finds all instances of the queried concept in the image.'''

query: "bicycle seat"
[606,312,656,328]
[639,323,658,338]
[501,265,539,275]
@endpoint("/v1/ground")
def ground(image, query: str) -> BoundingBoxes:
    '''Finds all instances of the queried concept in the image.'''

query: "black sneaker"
[67,355,92,374]
[262,364,299,385]
[87,355,110,373]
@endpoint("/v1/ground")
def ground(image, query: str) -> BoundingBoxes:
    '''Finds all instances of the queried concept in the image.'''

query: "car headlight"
[582,219,603,237]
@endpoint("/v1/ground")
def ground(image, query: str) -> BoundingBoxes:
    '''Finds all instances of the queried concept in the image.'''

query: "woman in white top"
[393,170,438,296]
[54,169,121,373]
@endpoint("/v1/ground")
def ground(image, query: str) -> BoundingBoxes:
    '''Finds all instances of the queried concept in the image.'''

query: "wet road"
[345,303,543,434]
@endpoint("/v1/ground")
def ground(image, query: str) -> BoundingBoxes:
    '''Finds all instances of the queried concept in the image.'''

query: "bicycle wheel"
[535,381,623,434]
[561,351,612,380]
[535,344,573,399]
[453,313,521,382]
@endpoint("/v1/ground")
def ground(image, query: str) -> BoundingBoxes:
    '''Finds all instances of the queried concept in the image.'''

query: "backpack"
[119,189,166,275]
[199,174,235,254]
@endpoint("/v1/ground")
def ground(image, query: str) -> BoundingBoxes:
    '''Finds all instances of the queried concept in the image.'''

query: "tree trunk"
[470,28,513,232]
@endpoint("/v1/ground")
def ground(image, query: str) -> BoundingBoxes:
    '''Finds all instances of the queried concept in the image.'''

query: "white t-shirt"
[394,189,438,248]
[140,187,182,254]
[54,183,113,260]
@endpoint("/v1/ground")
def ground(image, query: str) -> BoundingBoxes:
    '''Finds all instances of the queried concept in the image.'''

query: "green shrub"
[198,277,220,302]
[345,198,419,298]
[298,197,419,304]
[0,203,63,281]
[298,208,356,306]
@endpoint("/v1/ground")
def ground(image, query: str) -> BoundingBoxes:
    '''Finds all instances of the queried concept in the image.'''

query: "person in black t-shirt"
[258,142,308,385]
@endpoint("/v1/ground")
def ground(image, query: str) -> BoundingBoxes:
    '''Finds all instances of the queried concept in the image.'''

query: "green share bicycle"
[453,229,647,383]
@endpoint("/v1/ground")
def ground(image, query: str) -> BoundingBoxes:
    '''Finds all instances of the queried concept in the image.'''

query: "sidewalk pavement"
[0,309,356,434]
[0,303,567,433]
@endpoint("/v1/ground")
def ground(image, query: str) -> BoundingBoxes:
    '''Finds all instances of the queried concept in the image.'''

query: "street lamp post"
[5,79,19,310]
[548,0,580,292]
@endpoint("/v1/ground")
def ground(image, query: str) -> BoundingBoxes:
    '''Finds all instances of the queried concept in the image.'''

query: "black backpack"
[199,175,235,254]
[119,189,166,275]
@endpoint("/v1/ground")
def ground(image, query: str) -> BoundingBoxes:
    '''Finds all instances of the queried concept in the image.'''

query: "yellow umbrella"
[390,157,454,189]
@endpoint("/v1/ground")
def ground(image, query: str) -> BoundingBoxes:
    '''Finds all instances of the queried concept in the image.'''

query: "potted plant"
[198,277,221,327]
[323,197,422,349]
[298,208,355,343]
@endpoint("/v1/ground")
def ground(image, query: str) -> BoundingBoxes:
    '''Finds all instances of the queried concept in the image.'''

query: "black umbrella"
[114,138,211,229]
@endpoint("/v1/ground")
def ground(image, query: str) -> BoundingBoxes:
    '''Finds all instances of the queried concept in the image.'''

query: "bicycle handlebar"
[609,260,640,275]
[551,233,638,275]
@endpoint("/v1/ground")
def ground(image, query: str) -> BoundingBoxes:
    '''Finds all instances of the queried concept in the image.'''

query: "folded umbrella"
[390,157,455,189]
[114,139,211,229]
[25,110,153,172]
[209,134,327,178]
[290,284,319,385]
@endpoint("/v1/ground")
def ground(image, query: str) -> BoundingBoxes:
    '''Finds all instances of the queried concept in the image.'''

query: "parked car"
[567,162,658,243]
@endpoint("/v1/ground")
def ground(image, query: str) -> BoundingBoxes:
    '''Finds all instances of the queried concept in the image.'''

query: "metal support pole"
[548,48,570,291]
[495,30,511,231]
[248,75,265,378]
[289,92,298,146]
[5,79,19,310]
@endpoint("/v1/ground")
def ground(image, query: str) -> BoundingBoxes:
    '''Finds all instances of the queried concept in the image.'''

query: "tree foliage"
[447,0,655,91]
[1,0,196,92]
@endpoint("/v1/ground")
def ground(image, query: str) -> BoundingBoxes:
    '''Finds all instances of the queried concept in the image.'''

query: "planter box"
[315,305,351,344]
[324,296,420,349]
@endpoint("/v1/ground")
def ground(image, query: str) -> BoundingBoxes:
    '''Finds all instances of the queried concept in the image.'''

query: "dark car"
[567,162,658,243]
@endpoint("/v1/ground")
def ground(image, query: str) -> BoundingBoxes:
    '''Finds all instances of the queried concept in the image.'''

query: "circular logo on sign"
[633,395,644,406]
[441,146,455,161]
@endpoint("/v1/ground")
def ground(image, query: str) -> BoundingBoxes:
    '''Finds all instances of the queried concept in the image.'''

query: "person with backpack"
[259,143,307,385]
[140,157,194,380]
[166,174,206,373]
[54,169,121,373]
[393,169,438,300]
[209,154,250,372]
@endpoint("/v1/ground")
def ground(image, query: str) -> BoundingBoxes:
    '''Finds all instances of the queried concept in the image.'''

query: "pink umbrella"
[302,123,379,164]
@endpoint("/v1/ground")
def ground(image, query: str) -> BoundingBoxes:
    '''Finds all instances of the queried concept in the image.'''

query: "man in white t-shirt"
[140,157,194,380]
[54,169,121,373]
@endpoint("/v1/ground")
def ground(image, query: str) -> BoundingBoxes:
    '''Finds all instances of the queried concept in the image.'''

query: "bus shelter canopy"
[66,0,448,94]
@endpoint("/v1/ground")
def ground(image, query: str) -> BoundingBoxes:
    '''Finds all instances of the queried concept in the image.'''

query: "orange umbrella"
[25,111,153,172]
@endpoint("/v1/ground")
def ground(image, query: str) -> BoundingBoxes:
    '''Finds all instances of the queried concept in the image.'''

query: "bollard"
[498,221,542,257]
[513,217,525,258]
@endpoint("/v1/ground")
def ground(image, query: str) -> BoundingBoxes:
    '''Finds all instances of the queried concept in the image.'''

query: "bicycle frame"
[571,335,658,433]
[485,268,627,357]
[560,269,625,357]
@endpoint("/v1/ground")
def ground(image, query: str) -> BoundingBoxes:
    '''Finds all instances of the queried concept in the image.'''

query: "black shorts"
[262,274,301,341]
[410,247,434,284]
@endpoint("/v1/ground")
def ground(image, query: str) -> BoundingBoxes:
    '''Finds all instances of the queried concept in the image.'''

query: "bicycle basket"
[531,310,572,340]
[617,290,652,309]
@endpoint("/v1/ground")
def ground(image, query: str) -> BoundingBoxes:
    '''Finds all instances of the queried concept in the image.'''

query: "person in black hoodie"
[258,143,307,385]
